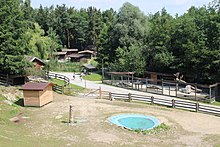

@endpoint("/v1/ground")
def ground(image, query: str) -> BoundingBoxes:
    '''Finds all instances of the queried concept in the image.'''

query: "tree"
[0,0,29,74]
[109,2,149,74]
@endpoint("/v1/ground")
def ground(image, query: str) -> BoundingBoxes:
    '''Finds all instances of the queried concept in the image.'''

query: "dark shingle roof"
[20,82,53,91]
[25,56,45,65]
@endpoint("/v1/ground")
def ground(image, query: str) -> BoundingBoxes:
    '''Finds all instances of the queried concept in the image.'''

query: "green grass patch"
[83,73,102,81]
[50,78,85,95]
[48,60,82,72]
[50,78,66,86]
[134,123,170,135]
[211,101,220,106]
[89,58,98,67]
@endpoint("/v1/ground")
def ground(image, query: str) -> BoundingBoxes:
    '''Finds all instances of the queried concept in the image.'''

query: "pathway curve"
[52,72,188,100]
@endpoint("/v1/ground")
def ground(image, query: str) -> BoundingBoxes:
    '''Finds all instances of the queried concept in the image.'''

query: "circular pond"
[108,114,160,130]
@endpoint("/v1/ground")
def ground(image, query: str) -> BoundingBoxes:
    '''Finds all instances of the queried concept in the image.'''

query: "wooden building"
[78,50,96,59]
[20,82,53,107]
[144,71,175,82]
[25,56,45,70]
[68,54,85,62]
[53,52,67,60]
[61,48,78,55]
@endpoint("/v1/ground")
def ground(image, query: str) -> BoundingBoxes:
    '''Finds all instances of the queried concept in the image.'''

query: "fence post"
[109,92,113,101]
[69,104,74,124]
[55,74,57,79]
[99,86,102,99]
[128,93,132,102]
[151,96,154,104]
[172,99,175,108]
[62,86,64,94]
[162,80,164,94]
[169,84,171,96]
[6,74,9,86]
[209,87,212,101]
[175,83,178,97]
[84,79,87,89]
[146,79,148,92]
[196,103,199,112]
[195,85,197,101]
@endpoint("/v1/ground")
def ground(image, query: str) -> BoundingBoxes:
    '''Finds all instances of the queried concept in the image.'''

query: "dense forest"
[0,0,219,83]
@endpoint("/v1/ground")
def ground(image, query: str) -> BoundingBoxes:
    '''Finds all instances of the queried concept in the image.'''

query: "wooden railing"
[100,91,220,117]
[45,72,70,93]
[46,72,70,86]
[0,74,13,85]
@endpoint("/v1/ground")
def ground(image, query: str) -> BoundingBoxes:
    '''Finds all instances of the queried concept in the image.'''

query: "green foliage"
[47,59,82,72]
[1,0,219,83]
[134,123,170,135]
[83,74,102,81]
[0,0,29,75]
[90,58,98,67]
[24,23,59,59]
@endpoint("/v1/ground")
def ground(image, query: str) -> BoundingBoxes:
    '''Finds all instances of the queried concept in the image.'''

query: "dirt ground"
[21,92,220,147]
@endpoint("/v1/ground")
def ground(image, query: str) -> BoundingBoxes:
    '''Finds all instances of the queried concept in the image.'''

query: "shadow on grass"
[14,99,24,107]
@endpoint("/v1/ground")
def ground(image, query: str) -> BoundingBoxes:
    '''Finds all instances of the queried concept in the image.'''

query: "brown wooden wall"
[39,86,53,107]
[23,86,53,107]
[23,91,40,106]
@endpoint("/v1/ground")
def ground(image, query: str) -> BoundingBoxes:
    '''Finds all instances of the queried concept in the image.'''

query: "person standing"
[73,72,75,80]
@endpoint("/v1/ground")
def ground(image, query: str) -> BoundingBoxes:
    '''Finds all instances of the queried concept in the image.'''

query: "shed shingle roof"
[20,82,53,91]
[83,64,96,69]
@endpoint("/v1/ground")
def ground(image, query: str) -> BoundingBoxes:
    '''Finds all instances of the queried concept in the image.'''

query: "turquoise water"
[118,117,155,130]
[108,114,160,130]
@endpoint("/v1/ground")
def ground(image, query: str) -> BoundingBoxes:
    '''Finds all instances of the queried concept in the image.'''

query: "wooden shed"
[25,56,45,70]
[20,82,53,107]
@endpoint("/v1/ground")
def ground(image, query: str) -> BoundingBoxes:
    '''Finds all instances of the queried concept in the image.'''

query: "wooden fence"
[46,72,70,94]
[46,72,70,86]
[100,91,220,116]
[0,74,13,85]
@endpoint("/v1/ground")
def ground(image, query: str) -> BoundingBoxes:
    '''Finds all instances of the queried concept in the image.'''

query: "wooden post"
[146,79,148,92]
[151,96,154,104]
[195,85,197,101]
[132,74,134,89]
[172,99,175,108]
[169,84,171,96]
[69,104,74,124]
[111,74,113,85]
[209,87,212,101]
[6,74,9,85]
[196,103,199,112]
[62,86,64,94]
[162,80,164,94]
[175,83,178,97]
[128,93,132,102]
[84,79,87,88]
[99,86,102,99]
[109,92,112,101]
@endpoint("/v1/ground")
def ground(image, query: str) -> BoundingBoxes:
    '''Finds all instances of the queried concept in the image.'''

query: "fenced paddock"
[98,91,220,117]
[103,73,219,103]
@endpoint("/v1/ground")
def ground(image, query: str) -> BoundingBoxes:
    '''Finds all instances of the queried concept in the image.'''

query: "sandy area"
[23,92,220,146]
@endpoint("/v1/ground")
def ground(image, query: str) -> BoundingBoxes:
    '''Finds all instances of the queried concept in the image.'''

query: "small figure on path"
[73,72,75,80]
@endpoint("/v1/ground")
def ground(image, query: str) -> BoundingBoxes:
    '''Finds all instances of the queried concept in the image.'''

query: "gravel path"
[53,72,175,99]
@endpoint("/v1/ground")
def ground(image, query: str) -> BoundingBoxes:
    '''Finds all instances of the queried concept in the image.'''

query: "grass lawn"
[83,73,102,81]
[212,101,220,106]
[50,78,85,93]
[0,95,66,146]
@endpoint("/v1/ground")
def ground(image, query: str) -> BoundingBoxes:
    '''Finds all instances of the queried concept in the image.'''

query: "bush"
[47,59,82,72]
